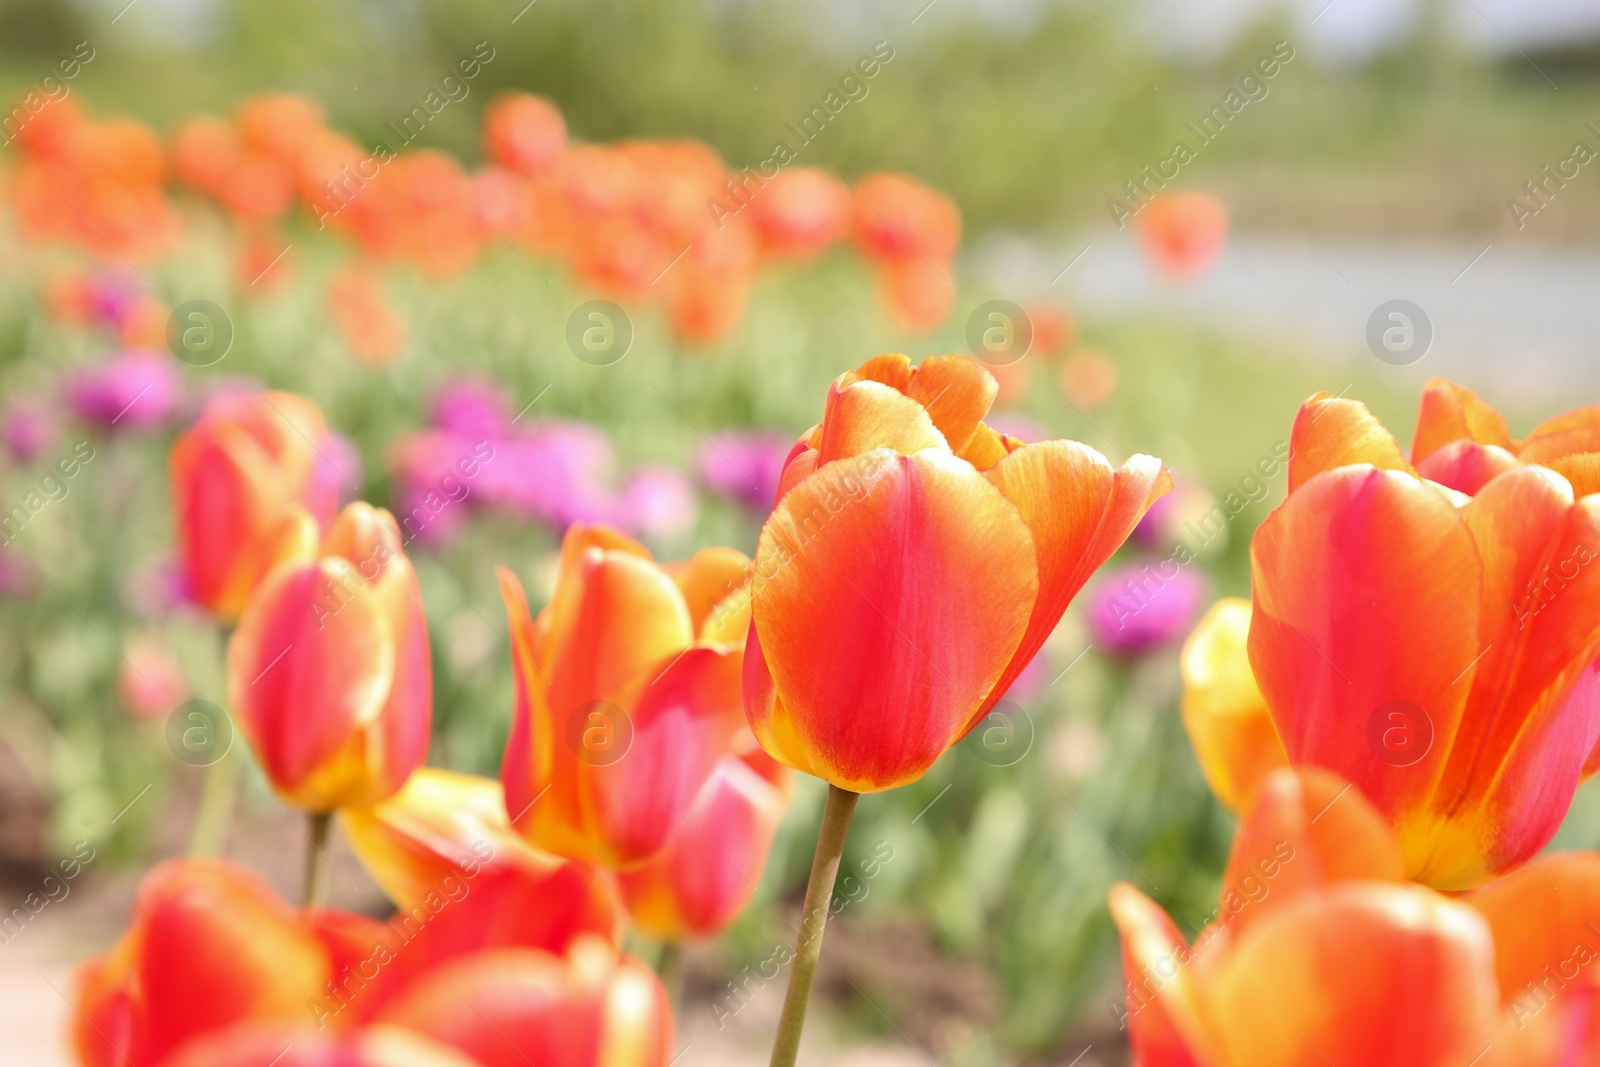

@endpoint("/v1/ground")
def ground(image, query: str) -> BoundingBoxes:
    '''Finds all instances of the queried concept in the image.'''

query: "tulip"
[622,466,698,542]
[158,1024,480,1067]
[372,934,674,1067]
[329,269,407,365]
[228,502,431,815]
[117,634,189,720]
[483,92,567,176]
[749,167,850,259]
[1136,191,1228,278]
[745,353,1169,793]
[747,352,1167,1067]
[617,737,792,940]
[72,858,382,1067]
[1,397,55,463]
[1111,767,1500,1067]
[1179,598,1288,813]
[66,349,182,430]
[1468,852,1600,1065]
[170,389,339,621]
[500,525,751,869]
[339,766,620,952]
[1084,560,1207,657]
[1250,383,1600,888]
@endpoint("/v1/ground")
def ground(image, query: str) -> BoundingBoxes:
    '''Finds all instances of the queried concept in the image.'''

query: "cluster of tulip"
[5,88,966,357]
[76,351,1170,1066]
[1130,378,1600,1064]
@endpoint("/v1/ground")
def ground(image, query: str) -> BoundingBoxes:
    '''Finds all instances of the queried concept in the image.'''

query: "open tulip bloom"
[1213,379,1600,890]
[744,352,1169,1065]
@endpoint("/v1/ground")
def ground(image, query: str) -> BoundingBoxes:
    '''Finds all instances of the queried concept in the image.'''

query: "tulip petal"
[1412,378,1514,463]
[1108,883,1220,1067]
[1466,852,1600,1010]
[1180,598,1288,813]
[667,546,751,642]
[1220,767,1404,940]
[899,353,998,457]
[1209,884,1499,1067]
[1287,394,1414,493]
[1248,466,1483,877]
[749,449,1036,791]
[814,380,948,466]
[1546,452,1600,499]
[1413,439,1523,496]
[1415,469,1600,886]
[1521,405,1600,465]
[229,558,397,809]
[983,442,1170,715]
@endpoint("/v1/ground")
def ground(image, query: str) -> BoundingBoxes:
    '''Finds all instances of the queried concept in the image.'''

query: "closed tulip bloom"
[1251,384,1600,888]
[745,353,1169,792]
[158,1024,480,1067]
[483,92,567,176]
[73,858,386,1067]
[170,390,340,620]
[1180,598,1288,813]
[500,526,751,868]
[373,935,674,1067]
[229,502,432,812]
[617,737,792,940]
[749,167,850,259]
[1111,767,1500,1067]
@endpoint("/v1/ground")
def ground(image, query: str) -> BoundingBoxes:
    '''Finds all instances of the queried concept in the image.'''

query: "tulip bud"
[1179,598,1288,814]
[170,390,340,621]
[229,502,431,811]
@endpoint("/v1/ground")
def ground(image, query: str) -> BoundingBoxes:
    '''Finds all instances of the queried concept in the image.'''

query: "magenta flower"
[1084,561,1207,657]
[65,350,182,430]
[430,379,510,441]
[624,465,698,542]
[1,399,56,463]
[696,430,790,512]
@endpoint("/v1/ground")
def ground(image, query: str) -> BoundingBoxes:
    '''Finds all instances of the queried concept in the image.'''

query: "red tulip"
[617,736,791,940]
[229,502,431,811]
[749,167,850,259]
[745,353,1168,792]
[500,527,750,868]
[483,92,567,176]
[1250,382,1600,888]
[170,390,339,621]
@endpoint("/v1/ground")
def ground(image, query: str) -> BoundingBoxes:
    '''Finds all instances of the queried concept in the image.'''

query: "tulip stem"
[657,941,684,1007]
[186,747,237,857]
[302,811,333,907]
[768,784,860,1067]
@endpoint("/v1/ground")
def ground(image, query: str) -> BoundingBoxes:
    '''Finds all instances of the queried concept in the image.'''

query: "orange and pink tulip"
[169,390,339,621]
[1247,381,1600,888]
[500,527,752,868]
[228,502,432,812]
[744,353,1169,792]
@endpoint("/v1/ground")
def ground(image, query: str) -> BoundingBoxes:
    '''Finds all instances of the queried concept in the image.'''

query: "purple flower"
[431,380,510,440]
[625,466,698,542]
[1084,561,1208,657]
[1,399,56,463]
[696,431,791,512]
[310,430,365,509]
[65,350,182,430]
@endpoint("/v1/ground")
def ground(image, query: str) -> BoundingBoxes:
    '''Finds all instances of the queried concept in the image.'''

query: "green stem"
[186,748,238,857]
[768,784,860,1067]
[302,811,333,907]
[657,941,685,1009]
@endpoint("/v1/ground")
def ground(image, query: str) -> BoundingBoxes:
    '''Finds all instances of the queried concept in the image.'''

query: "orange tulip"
[73,858,385,1067]
[229,502,432,812]
[749,166,850,259]
[1469,852,1600,1066]
[339,766,620,948]
[483,92,568,176]
[1111,767,1501,1066]
[851,171,960,263]
[373,934,674,1067]
[1180,597,1287,813]
[330,268,407,365]
[617,735,791,940]
[1136,191,1227,278]
[1249,382,1600,888]
[157,1024,479,1067]
[499,527,751,868]
[169,390,339,621]
[745,353,1169,792]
